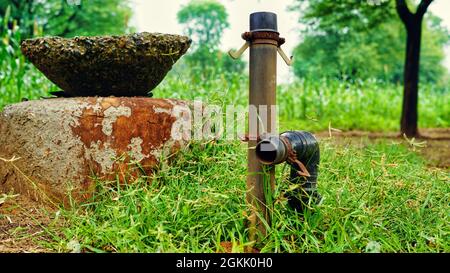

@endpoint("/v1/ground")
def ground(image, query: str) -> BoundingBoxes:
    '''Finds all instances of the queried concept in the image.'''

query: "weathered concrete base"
[0,97,191,204]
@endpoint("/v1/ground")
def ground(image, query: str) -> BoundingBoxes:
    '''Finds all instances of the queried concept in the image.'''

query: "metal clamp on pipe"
[255,131,321,211]
[228,11,293,65]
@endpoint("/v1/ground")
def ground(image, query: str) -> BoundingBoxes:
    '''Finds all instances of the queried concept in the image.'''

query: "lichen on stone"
[21,32,191,97]
[101,105,132,136]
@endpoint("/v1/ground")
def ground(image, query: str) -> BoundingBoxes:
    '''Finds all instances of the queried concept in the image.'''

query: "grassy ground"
[23,137,444,253]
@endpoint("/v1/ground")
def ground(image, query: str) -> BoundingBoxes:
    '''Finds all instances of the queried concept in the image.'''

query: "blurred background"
[131,0,450,84]
[0,0,449,134]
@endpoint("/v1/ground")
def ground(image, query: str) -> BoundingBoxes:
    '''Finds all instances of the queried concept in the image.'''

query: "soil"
[218,241,260,253]
[314,128,450,169]
[1,128,448,253]
[0,194,57,252]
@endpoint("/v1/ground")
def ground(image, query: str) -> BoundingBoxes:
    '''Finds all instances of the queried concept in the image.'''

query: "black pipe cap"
[250,12,278,32]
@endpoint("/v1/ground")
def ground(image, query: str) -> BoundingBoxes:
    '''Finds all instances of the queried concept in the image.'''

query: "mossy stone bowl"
[21,32,191,97]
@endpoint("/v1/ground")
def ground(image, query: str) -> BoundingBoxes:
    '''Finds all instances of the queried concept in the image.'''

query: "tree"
[293,15,447,84]
[291,0,448,137]
[177,0,244,79]
[396,0,433,137]
[177,0,228,54]
[0,0,133,38]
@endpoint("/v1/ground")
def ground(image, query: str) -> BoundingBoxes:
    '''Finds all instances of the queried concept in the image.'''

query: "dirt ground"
[1,128,449,253]
[0,194,57,252]
[315,128,450,169]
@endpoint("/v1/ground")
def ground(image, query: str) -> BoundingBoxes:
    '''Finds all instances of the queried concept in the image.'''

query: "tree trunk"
[400,21,422,137]
[396,0,433,138]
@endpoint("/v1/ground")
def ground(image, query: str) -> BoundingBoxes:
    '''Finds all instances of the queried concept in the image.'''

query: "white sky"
[130,0,450,83]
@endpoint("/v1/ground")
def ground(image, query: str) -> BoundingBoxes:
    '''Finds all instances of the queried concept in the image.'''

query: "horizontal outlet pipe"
[255,131,320,211]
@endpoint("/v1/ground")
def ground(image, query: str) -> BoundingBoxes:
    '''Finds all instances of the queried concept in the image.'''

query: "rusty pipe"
[245,12,279,242]
[229,11,296,244]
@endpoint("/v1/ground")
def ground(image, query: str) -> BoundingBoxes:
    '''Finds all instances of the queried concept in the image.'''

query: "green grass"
[154,74,450,132]
[0,11,57,108]
[44,139,449,253]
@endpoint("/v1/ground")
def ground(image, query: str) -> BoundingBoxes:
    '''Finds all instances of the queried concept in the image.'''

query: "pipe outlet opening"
[255,137,287,165]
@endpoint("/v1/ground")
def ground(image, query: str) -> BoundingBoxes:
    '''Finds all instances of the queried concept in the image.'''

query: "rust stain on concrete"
[0,97,190,204]
[70,98,181,178]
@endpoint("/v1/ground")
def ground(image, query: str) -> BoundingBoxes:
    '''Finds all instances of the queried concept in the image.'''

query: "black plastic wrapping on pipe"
[255,131,321,211]
[281,131,320,211]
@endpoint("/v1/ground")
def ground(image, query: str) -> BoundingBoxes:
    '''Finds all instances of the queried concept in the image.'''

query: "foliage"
[153,74,449,132]
[0,0,133,38]
[177,0,229,52]
[290,0,449,85]
[177,0,245,80]
[0,7,56,109]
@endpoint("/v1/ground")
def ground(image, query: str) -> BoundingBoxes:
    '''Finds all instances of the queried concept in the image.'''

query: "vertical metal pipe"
[247,12,278,242]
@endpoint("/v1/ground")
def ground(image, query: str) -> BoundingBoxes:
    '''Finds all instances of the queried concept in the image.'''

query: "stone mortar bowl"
[21,32,191,97]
